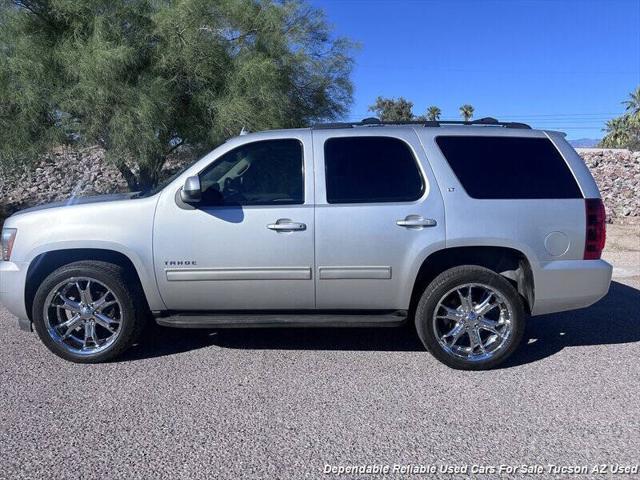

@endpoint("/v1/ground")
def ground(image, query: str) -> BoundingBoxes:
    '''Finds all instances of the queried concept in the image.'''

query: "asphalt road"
[1,241,639,479]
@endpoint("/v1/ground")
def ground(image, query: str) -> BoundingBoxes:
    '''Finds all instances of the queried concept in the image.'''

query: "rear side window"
[436,136,582,199]
[324,137,424,204]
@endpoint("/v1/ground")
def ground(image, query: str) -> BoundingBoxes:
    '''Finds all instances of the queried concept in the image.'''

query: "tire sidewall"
[416,266,525,370]
[32,262,138,363]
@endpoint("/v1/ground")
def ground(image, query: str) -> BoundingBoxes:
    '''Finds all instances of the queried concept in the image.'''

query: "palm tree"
[600,87,640,150]
[622,86,640,117]
[600,116,632,148]
[426,106,441,121]
[459,104,474,122]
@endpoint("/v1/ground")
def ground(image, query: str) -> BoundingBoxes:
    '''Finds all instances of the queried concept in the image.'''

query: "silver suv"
[0,118,612,369]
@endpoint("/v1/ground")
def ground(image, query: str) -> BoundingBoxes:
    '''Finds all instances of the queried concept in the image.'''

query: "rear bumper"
[531,259,613,316]
[0,261,31,330]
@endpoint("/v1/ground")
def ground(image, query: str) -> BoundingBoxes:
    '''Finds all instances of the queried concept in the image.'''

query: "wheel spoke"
[94,313,119,333]
[98,300,117,312]
[437,306,464,321]
[457,287,473,311]
[442,323,465,346]
[77,280,93,305]
[59,314,83,339]
[474,291,498,316]
[92,291,116,312]
[83,321,97,348]
[469,327,485,354]
[58,294,81,313]
[478,318,502,337]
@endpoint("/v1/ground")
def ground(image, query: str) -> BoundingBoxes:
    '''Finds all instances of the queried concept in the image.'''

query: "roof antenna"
[239,126,249,136]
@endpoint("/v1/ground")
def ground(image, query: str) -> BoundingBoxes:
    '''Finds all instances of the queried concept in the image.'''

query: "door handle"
[396,216,437,228]
[267,219,307,232]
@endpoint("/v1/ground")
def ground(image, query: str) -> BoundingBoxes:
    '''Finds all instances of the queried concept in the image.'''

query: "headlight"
[1,228,17,261]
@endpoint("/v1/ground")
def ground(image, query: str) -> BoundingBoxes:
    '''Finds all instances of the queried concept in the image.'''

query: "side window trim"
[323,135,425,205]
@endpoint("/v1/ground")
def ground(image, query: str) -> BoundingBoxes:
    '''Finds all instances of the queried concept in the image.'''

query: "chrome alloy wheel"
[43,277,123,356]
[432,283,513,362]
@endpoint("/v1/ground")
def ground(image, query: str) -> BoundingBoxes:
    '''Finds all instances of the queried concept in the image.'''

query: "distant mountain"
[569,138,601,148]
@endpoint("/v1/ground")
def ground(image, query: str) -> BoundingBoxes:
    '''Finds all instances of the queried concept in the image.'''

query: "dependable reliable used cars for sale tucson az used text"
[0,117,612,369]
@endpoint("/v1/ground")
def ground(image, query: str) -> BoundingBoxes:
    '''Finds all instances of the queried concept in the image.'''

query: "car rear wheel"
[415,266,525,370]
[32,261,146,363]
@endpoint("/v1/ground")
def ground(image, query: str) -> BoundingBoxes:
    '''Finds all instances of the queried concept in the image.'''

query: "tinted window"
[436,136,582,199]
[324,137,424,203]
[199,139,303,206]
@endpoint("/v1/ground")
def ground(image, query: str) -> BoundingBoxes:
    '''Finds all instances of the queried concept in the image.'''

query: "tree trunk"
[116,164,140,192]
[116,155,166,192]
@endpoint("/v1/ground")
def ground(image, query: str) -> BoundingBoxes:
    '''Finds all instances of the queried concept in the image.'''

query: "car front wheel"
[32,261,146,363]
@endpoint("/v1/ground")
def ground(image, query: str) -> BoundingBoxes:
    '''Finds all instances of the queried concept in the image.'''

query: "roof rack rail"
[426,117,531,129]
[313,117,531,130]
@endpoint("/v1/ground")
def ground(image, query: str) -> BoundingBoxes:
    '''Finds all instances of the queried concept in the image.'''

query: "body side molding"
[165,267,312,281]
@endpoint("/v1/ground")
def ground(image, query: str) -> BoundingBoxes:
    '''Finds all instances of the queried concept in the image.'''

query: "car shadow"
[118,322,424,362]
[119,281,640,366]
[199,204,245,223]
[502,280,640,368]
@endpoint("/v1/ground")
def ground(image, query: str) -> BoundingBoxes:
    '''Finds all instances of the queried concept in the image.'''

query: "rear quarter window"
[435,136,583,199]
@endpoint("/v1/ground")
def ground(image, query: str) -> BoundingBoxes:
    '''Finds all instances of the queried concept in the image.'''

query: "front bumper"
[531,259,613,316]
[0,260,31,330]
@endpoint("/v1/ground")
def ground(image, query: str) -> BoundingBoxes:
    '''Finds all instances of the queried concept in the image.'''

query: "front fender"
[5,195,165,312]
[24,241,166,311]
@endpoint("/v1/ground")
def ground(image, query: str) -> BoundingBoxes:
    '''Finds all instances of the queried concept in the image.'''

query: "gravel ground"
[0,226,638,479]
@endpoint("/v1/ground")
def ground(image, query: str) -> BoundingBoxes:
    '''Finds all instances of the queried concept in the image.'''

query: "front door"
[153,133,315,310]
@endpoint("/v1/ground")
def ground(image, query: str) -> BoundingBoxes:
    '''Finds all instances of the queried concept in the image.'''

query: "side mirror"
[180,176,202,203]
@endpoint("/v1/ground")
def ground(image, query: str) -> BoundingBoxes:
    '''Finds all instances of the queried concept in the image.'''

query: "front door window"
[199,139,304,206]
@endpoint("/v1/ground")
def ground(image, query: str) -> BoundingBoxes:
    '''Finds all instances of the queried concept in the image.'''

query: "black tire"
[415,266,525,370]
[32,261,147,363]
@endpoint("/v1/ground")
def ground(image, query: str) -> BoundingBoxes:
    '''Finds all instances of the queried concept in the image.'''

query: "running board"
[155,310,408,329]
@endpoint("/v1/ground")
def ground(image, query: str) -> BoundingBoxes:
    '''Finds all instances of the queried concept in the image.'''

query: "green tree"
[368,96,414,122]
[600,86,640,150]
[459,104,474,121]
[426,106,441,121]
[0,0,355,190]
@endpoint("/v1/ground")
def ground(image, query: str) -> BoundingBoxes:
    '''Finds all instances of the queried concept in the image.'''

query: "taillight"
[584,199,606,260]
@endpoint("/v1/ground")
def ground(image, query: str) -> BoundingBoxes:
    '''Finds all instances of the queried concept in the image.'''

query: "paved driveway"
[1,234,638,479]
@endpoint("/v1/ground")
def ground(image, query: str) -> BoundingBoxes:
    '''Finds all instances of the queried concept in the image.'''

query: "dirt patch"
[605,223,640,253]
[602,223,640,285]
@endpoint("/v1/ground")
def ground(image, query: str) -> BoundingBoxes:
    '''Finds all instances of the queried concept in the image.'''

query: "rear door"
[312,128,446,310]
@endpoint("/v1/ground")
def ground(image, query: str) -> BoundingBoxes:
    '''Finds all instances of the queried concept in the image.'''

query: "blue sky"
[311,0,640,139]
